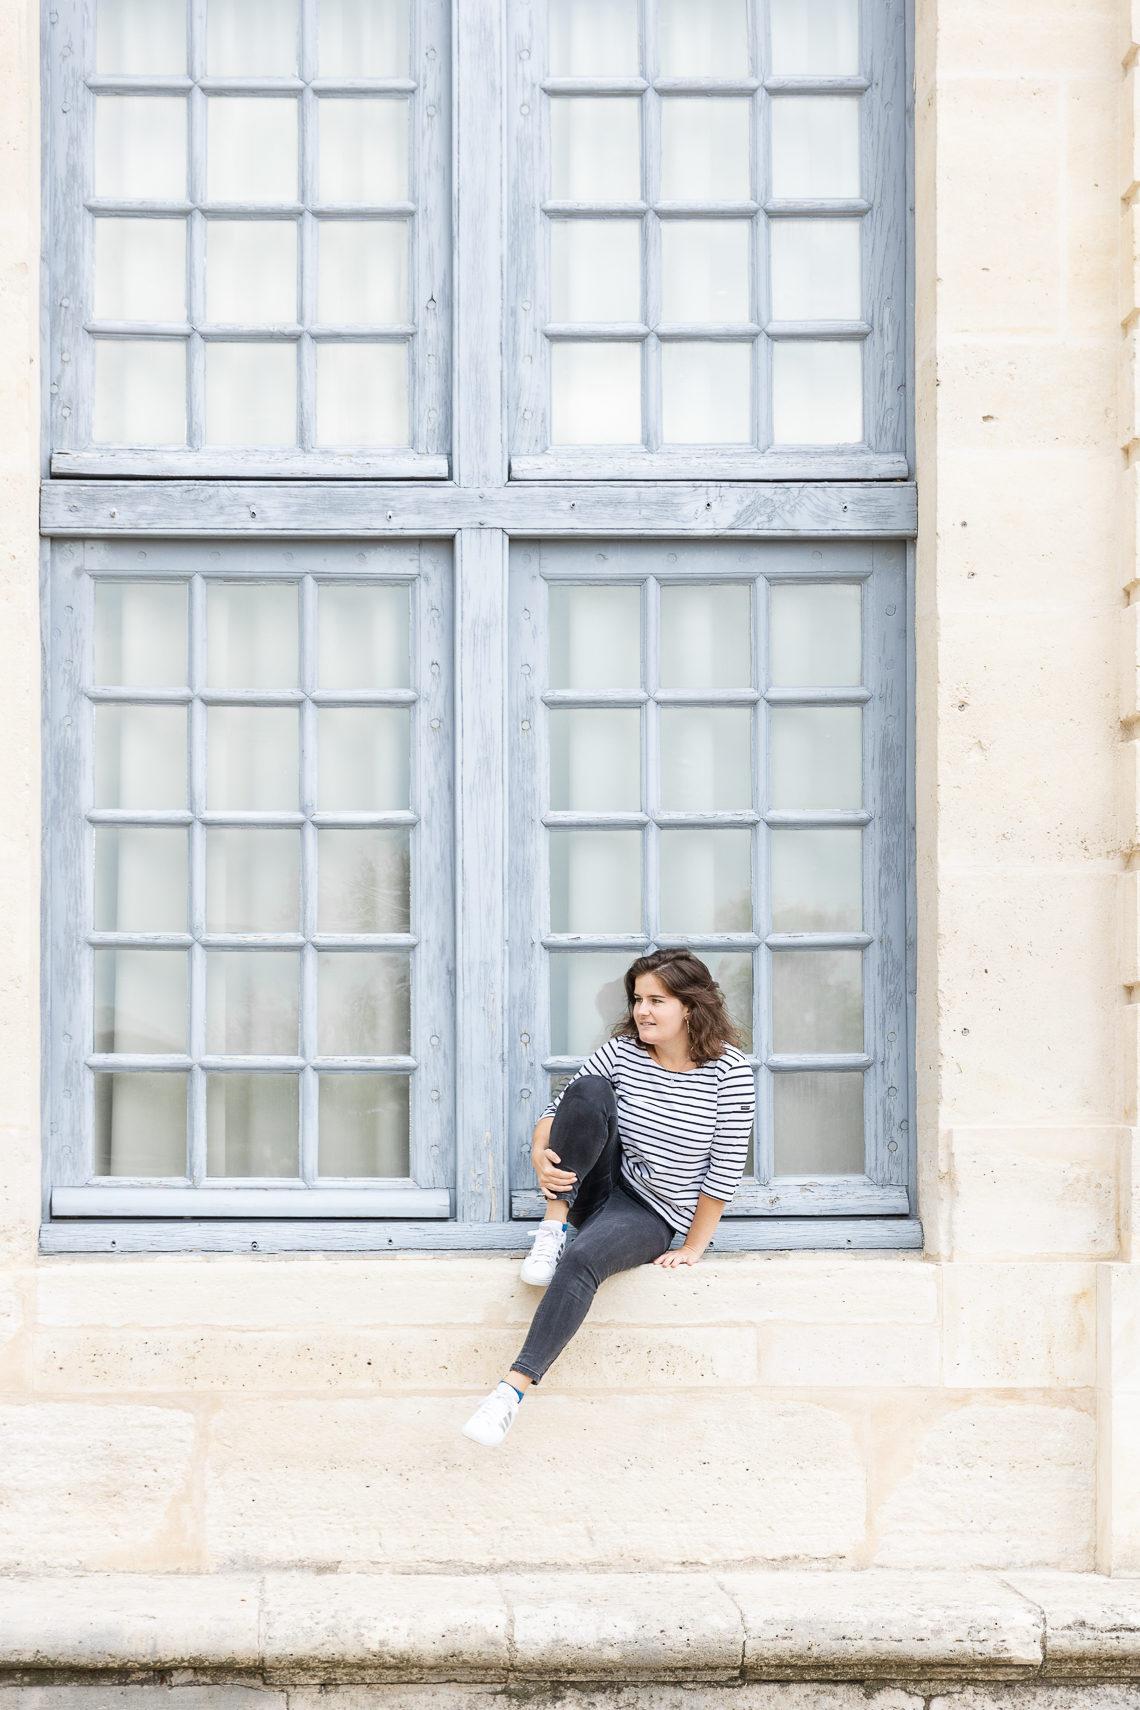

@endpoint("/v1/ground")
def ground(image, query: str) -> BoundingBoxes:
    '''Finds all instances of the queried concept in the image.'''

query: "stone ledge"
[0,1571,1135,1685]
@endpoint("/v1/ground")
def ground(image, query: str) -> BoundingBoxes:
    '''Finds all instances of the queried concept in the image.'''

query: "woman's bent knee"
[559,1074,615,1110]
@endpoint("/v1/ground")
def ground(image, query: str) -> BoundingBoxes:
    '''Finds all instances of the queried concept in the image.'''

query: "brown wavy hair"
[609,949,743,1065]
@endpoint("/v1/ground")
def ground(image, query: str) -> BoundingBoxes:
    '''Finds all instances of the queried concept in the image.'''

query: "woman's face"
[631,974,689,1048]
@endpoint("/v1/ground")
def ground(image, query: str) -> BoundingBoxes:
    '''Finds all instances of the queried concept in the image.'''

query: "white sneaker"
[520,1218,567,1285]
[461,1380,522,1447]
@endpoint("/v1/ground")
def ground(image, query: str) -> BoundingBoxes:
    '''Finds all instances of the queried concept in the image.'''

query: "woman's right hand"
[532,1146,577,1200]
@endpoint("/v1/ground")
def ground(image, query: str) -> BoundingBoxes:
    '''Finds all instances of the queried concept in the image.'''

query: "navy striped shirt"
[537,1034,756,1236]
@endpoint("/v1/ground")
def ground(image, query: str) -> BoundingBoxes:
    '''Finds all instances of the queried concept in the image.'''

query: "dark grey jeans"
[510,1074,676,1384]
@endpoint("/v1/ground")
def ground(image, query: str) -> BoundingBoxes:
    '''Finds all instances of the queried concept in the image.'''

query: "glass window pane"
[318,582,411,689]
[770,0,859,75]
[658,0,748,76]
[206,221,298,325]
[659,581,751,689]
[549,98,641,202]
[207,707,299,810]
[94,1071,187,1176]
[658,829,751,932]
[206,829,301,933]
[548,0,638,75]
[549,708,641,811]
[770,827,861,931]
[771,949,863,1053]
[94,96,187,200]
[206,950,300,1054]
[319,0,409,75]
[550,220,641,323]
[706,950,753,1053]
[318,221,408,325]
[770,219,861,321]
[318,98,409,203]
[317,951,411,1055]
[206,1073,299,1176]
[318,1073,410,1175]
[93,341,187,447]
[316,342,409,447]
[549,583,641,690]
[549,951,635,1056]
[773,1070,863,1173]
[661,220,750,324]
[659,707,751,811]
[205,343,297,447]
[206,582,299,689]
[317,708,410,811]
[206,0,298,75]
[94,219,187,323]
[94,705,187,809]
[661,342,751,444]
[549,829,642,933]
[769,581,861,686]
[550,342,642,445]
[207,97,298,203]
[769,706,862,809]
[95,828,188,933]
[97,0,187,75]
[660,98,749,201]
[772,341,863,445]
[94,948,187,1053]
[770,96,860,199]
[95,581,188,687]
[317,828,411,933]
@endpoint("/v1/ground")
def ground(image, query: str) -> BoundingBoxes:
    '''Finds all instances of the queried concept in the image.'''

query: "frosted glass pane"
[550,221,641,323]
[207,0,298,75]
[770,0,859,74]
[549,98,641,202]
[206,1074,299,1176]
[662,342,751,443]
[549,951,636,1056]
[318,98,409,203]
[550,342,641,445]
[205,343,297,447]
[94,705,186,809]
[93,340,186,446]
[549,830,642,933]
[318,583,410,688]
[317,951,411,1055]
[769,706,862,809]
[207,707,299,810]
[658,0,749,77]
[549,0,638,75]
[318,221,408,324]
[661,220,749,324]
[549,708,641,811]
[207,98,298,203]
[773,1071,863,1173]
[319,0,410,76]
[659,707,751,810]
[548,583,641,690]
[206,221,297,325]
[94,1072,187,1176]
[95,581,187,687]
[95,97,187,200]
[772,341,862,444]
[707,950,753,1053]
[319,1074,410,1175]
[317,828,411,933]
[659,582,751,689]
[769,581,861,685]
[658,829,751,932]
[94,828,188,934]
[206,951,300,1054]
[206,829,300,932]
[771,949,863,1053]
[316,343,409,447]
[770,827,861,931]
[97,0,186,74]
[206,582,299,689]
[770,219,861,320]
[94,948,187,1054]
[660,98,749,201]
[94,219,186,323]
[317,708,410,811]
[770,97,860,199]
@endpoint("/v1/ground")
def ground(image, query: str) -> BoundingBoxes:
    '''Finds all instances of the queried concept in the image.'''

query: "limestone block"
[287,1692,923,1710]
[0,1694,286,1709]
[934,343,1117,453]
[930,1689,1140,1710]
[1122,330,1140,454]
[1125,64,1140,201]
[1098,1387,1140,1573]
[505,1572,743,1680]
[1122,201,1140,325]
[0,1575,259,1672]
[1066,83,1121,339]
[756,1322,939,1388]
[942,1264,1096,1388]
[1004,1571,1140,1677]
[934,0,1118,74]
[1123,870,1140,985]
[1099,1262,1140,1387]
[1118,744,1140,866]
[944,1128,1120,1259]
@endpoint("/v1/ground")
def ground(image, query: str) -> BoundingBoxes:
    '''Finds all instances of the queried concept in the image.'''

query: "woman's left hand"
[653,1244,704,1267]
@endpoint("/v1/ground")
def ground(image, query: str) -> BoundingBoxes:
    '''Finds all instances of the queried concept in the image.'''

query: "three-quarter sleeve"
[535,1038,620,1122]
[699,1057,756,1202]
